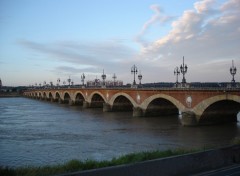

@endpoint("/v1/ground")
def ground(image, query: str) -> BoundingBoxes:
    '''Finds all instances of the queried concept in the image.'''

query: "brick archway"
[193,94,240,120]
[108,92,138,107]
[73,91,86,101]
[88,91,107,104]
[140,94,185,112]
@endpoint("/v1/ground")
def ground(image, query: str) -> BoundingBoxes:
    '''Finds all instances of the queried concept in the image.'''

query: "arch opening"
[49,92,54,101]
[75,93,85,106]
[112,95,133,112]
[63,93,71,104]
[145,98,179,117]
[55,92,61,102]
[199,100,240,125]
[43,92,47,100]
[39,93,42,99]
[91,94,105,108]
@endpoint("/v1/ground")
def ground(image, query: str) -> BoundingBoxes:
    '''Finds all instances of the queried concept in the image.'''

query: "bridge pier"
[103,103,112,112]
[50,98,56,102]
[58,99,64,104]
[133,107,144,117]
[83,101,90,108]
[69,100,75,106]
[181,111,198,126]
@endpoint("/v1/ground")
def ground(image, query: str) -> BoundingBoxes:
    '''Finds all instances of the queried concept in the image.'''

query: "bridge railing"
[24,86,240,92]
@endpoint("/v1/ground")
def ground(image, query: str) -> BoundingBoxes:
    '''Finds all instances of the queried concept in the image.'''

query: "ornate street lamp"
[50,81,53,87]
[101,69,106,86]
[43,81,46,88]
[230,60,237,84]
[138,71,142,85]
[81,73,85,86]
[57,78,60,87]
[94,77,99,87]
[67,77,71,87]
[180,56,188,84]
[174,67,180,84]
[112,73,117,86]
[131,64,138,85]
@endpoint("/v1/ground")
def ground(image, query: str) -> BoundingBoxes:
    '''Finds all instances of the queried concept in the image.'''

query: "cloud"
[18,39,137,74]
[138,0,240,71]
[194,0,216,14]
[221,0,240,11]
[135,4,174,47]
[17,0,240,84]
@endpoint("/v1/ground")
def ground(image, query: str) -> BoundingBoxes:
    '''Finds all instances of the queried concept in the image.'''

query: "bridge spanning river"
[24,87,240,126]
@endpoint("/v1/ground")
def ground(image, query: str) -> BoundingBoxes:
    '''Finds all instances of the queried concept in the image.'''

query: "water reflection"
[0,97,240,167]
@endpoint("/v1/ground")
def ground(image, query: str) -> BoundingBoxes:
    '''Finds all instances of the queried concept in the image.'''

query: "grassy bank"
[0,148,198,176]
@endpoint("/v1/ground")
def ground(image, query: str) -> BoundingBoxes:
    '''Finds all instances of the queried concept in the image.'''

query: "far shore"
[0,92,22,98]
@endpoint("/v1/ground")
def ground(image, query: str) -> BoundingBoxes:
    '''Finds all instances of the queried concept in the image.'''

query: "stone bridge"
[24,88,240,126]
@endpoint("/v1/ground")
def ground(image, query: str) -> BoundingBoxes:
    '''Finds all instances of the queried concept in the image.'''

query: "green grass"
[0,149,198,176]
[231,137,240,145]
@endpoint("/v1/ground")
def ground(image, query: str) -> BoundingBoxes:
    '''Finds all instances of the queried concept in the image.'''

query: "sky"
[0,0,239,86]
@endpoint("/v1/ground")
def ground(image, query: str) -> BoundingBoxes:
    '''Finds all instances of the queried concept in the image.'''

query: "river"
[0,97,240,167]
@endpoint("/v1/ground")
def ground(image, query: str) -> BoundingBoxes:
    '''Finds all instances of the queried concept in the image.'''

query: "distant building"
[0,78,2,89]
[86,79,123,87]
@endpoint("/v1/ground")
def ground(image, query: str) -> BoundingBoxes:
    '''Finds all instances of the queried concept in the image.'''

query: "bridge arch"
[74,91,86,105]
[89,91,106,108]
[38,92,42,99]
[193,94,240,124]
[55,91,61,102]
[63,91,71,104]
[111,94,135,111]
[109,92,138,108]
[43,92,47,100]
[193,94,240,116]
[49,92,53,100]
[140,94,185,113]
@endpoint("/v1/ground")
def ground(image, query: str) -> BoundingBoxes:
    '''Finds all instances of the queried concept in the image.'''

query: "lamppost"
[230,60,237,84]
[81,73,85,86]
[131,64,138,85]
[180,56,188,84]
[112,73,117,86]
[101,69,106,87]
[174,67,180,84]
[138,71,142,85]
[67,77,71,87]
[50,81,53,87]
[95,77,99,87]
[57,78,60,87]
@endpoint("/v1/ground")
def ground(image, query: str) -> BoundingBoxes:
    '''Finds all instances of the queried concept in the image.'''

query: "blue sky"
[0,0,239,86]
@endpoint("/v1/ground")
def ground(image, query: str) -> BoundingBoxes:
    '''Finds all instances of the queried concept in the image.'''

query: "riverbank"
[74,145,240,176]
[0,148,197,176]
[1,145,240,176]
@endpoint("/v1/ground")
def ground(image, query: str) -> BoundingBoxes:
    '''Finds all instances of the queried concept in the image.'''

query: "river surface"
[0,97,240,167]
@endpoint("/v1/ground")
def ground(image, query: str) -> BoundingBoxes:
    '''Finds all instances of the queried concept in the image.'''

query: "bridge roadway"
[24,87,240,126]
